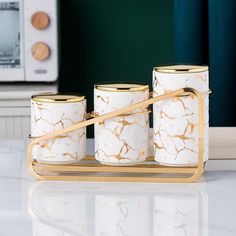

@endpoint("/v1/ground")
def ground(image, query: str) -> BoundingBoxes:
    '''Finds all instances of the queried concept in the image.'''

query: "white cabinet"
[0,83,57,138]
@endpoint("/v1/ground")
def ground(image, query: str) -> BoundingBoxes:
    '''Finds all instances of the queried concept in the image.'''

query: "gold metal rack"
[27,87,205,183]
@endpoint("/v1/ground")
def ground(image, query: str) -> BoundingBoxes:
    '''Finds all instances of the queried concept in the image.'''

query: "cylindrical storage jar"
[31,94,86,164]
[153,65,209,166]
[94,83,150,165]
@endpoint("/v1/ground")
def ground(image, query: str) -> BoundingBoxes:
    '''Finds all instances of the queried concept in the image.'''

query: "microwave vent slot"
[0,2,19,10]
[35,69,47,74]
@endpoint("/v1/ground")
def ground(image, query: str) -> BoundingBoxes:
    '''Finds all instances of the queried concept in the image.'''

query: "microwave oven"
[0,0,58,82]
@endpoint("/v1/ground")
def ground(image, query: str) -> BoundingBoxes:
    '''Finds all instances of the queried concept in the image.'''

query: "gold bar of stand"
[27,87,205,183]
[33,159,197,174]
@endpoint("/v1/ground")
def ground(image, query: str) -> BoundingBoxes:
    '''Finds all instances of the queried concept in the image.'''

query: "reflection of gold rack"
[27,87,205,183]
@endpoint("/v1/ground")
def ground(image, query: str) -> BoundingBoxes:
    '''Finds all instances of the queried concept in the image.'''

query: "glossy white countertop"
[0,139,236,236]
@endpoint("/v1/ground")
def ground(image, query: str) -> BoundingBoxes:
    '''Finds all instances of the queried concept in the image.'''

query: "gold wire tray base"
[27,87,205,183]
[30,156,203,183]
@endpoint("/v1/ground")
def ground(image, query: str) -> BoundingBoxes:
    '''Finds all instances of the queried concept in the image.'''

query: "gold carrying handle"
[201,89,212,96]
[87,109,151,119]
[86,89,211,119]
[150,89,211,98]
[27,87,205,183]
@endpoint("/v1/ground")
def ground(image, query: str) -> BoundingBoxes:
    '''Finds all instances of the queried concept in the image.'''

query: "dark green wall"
[58,0,236,134]
[173,0,236,127]
[59,0,174,136]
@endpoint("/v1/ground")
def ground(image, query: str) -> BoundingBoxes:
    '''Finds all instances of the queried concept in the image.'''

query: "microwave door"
[0,0,24,81]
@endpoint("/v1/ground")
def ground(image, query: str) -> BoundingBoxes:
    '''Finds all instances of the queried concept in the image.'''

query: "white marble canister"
[94,83,150,165]
[31,94,86,164]
[153,65,209,166]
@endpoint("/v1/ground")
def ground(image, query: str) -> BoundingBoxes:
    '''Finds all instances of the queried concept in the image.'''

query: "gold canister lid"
[31,93,85,103]
[95,82,149,92]
[153,65,208,73]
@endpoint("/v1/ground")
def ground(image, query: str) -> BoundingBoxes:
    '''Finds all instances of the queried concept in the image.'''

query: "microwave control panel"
[24,0,58,81]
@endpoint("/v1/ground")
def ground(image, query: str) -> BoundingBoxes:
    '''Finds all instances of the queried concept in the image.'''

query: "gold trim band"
[95,82,149,92]
[32,93,85,103]
[153,65,208,74]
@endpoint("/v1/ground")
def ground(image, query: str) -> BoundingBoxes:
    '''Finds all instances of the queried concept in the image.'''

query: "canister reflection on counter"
[32,220,75,236]
[28,182,208,236]
[95,194,150,236]
[153,183,208,236]
[28,183,91,236]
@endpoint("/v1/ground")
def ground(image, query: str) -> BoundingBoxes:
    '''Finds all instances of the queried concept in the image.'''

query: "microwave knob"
[31,11,50,30]
[32,42,50,61]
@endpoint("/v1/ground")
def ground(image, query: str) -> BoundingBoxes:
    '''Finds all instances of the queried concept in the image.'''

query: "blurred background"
[59,0,236,131]
[59,0,173,137]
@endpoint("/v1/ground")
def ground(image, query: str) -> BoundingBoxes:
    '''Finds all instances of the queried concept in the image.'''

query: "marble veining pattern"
[31,100,86,163]
[94,88,149,165]
[153,70,209,166]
